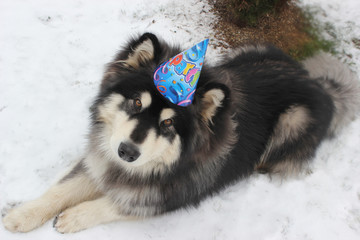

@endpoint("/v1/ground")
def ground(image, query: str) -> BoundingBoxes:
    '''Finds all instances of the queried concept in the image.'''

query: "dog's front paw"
[54,203,95,233]
[2,203,47,233]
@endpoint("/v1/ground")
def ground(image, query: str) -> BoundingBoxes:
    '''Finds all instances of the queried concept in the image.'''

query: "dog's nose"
[118,142,140,162]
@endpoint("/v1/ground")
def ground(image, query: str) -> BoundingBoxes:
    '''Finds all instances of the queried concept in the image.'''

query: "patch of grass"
[288,7,337,60]
[211,1,338,60]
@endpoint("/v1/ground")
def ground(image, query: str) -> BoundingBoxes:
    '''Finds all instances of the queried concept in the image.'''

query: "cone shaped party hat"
[153,39,209,107]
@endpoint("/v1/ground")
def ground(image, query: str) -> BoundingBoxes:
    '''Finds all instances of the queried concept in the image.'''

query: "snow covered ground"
[1,0,360,239]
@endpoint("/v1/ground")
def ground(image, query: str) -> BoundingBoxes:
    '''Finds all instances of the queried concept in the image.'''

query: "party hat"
[153,39,209,107]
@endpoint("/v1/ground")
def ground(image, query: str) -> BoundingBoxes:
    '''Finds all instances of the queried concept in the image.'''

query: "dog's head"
[89,33,231,175]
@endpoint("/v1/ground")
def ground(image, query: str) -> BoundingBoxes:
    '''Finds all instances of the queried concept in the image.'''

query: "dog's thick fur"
[3,33,360,233]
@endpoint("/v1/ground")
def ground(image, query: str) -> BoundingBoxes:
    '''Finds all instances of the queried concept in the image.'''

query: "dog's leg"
[54,196,133,233]
[256,105,321,176]
[2,160,101,233]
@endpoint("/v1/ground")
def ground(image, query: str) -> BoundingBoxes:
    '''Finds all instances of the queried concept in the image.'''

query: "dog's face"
[90,33,229,173]
[94,85,190,169]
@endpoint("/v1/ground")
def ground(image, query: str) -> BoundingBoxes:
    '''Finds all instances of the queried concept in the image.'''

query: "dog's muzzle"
[118,142,140,162]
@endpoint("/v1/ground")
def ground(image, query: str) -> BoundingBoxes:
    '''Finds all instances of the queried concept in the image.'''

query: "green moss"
[289,7,337,60]
[289,34,336,60]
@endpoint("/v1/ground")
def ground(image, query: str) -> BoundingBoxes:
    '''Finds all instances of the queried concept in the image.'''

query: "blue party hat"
[153,39,209,107]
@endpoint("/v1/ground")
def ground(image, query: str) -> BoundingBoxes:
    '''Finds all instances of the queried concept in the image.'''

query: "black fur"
[4,33,358,234]
[59,159,85,183]
[88,33,354,216]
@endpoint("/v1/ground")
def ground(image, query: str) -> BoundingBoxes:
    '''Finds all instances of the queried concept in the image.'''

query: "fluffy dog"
[3,33,360,233]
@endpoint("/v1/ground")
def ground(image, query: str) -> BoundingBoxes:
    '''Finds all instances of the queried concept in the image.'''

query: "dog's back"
[217,46,360,175]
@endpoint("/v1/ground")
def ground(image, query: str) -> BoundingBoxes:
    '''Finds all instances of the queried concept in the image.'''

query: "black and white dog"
[3,33,359,233]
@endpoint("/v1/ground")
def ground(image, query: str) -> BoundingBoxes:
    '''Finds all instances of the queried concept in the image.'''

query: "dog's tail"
[302,52,360,137]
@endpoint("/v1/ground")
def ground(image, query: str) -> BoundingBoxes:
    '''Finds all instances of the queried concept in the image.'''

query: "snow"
[0,0,360,239]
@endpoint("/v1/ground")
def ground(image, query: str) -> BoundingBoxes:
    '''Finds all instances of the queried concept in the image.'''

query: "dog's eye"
[134,98,142,109]
[162,119,173,127]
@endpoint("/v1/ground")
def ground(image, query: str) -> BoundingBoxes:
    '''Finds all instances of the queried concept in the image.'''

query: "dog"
[3,33,360,233]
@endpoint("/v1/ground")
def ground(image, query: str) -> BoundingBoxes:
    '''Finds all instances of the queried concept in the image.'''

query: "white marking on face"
[97,94,124,124]
[117,128,179,166]
[139,92,152,110]
[96,93,181,176]
[112,123,181,176]
[109,118,138,158]
[156,135,181,166]
[96,93,138,160]
[160,108,176,122]
[122,133,182,176]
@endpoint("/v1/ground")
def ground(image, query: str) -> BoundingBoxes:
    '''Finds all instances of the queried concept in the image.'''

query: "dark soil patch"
[210,1,333,60]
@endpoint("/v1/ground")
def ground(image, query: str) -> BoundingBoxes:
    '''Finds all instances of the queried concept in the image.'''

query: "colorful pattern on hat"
[153,39,209,107]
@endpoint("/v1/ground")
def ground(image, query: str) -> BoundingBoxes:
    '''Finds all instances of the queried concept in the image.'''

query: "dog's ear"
[120,33,161,69]
[197,83,230,124]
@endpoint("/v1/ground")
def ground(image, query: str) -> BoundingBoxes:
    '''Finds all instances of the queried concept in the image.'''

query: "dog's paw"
[2,203,46,233]
[54,204,95,233]
[1,202,21,218]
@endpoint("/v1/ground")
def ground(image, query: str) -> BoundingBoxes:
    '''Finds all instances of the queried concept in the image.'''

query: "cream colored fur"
[201,89,225,124]
[2,170,100,233]
[95,93,182,176]
[257,105,311,174]
[54,196,134,233]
